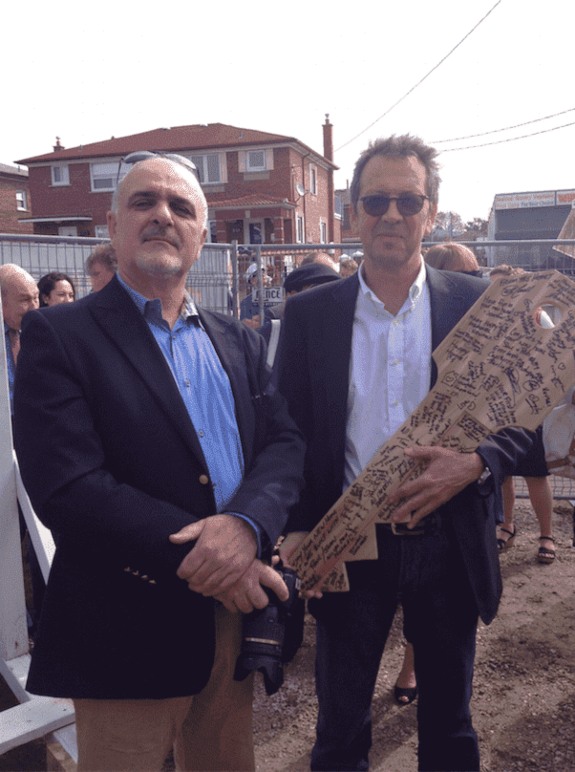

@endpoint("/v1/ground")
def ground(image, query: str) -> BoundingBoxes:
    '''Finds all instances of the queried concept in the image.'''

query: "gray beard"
[135,253,183,278]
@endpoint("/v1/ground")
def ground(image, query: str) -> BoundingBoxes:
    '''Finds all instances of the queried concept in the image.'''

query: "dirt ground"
[253,500,575,772]
[2,500,575,771]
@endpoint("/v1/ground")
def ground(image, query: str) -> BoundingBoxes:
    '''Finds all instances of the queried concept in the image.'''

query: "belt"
[380,513,441,537]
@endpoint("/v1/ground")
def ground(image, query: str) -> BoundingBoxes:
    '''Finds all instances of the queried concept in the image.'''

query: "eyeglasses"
[115,151,199,188]
[359,193,429,218]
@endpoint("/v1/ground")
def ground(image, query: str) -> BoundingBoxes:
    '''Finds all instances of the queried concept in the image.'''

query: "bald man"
[0,263,39,413]
[14,156,304,770]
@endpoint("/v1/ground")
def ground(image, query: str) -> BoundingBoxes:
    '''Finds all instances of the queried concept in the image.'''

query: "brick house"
[0,163,33,234]
[16,118,341,248]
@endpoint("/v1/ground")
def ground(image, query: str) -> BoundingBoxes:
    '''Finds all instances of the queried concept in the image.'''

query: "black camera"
[234,564,304,696]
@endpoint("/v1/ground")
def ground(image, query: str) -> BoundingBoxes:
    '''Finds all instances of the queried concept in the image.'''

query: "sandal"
[496,525,517,552]
[537,536,556,564]
[394,685,418,705]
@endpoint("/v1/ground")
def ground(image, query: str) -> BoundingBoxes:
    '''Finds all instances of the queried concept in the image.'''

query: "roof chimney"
[53,136,65,152]
[323,114,333,161]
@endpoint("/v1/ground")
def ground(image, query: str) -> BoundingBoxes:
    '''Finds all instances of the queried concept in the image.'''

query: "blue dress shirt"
[117,276,265,555]
[4,322,17,415]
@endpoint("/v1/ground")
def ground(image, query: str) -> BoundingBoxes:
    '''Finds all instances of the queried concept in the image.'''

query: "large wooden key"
[290,270,575,592]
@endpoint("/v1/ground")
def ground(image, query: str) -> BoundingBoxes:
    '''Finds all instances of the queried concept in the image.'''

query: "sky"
[3,0,573,223]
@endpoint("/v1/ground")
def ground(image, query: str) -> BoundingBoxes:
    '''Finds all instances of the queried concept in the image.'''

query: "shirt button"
[199,474,210,485]
[198,429,205,438]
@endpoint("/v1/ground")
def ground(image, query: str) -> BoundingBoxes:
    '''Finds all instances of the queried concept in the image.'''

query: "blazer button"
[199,474,210,485]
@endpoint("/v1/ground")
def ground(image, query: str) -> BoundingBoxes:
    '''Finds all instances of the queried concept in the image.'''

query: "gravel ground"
[2,501,574,771]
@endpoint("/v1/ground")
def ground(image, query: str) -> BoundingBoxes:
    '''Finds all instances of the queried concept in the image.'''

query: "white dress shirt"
[344,260,432,487]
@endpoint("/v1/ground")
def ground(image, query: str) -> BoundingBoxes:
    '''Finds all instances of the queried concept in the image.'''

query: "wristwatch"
[477,464,492,485]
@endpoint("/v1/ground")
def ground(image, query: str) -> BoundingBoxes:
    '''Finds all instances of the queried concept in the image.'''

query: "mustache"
[374,228,403,237]
[141,226,180,248]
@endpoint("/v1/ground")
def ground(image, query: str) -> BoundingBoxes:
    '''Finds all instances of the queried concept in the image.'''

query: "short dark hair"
[350,134,441,214]
[37,272,76,307]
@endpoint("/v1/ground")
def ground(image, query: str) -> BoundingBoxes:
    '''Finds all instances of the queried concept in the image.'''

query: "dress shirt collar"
[357,258,427,312]
[116,274,203,328]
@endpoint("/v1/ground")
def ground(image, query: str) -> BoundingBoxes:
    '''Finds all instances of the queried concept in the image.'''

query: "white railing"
[0,293,76,760]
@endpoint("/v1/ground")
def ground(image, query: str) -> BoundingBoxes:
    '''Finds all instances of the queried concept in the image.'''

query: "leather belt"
[380,514,441,537]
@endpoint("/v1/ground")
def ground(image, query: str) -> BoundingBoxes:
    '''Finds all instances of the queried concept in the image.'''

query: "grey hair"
[110,157,208,228]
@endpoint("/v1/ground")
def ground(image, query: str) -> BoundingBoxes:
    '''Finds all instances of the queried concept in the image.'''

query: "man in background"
[240,263,272,327]
[85,242,118,292]
[1,264,39,414]
[1,263,42,633]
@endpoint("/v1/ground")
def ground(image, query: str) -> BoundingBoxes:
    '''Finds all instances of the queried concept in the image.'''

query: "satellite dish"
[296,182,306,197]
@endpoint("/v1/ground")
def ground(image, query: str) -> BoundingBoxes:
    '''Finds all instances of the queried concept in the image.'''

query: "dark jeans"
[309,523,480,772]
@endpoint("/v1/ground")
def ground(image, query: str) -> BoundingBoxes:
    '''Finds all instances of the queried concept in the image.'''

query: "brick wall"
[0,175,33,234]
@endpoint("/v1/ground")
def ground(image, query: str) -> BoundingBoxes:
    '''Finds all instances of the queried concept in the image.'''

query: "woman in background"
[38,272,76,307]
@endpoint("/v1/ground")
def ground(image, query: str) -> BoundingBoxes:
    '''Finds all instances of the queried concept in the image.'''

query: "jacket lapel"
[89,278,208,466]
[428,266,470,388]
[314,276,359,462]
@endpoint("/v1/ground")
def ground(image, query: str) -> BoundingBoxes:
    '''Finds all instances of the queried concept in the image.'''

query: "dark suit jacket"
[14,276,305,699]
[278,266,532,624]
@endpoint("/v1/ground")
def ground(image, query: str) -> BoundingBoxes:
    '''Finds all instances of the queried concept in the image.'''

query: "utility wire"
[433,107,575,143]
[335,0,502,152]
[439,119,575,151]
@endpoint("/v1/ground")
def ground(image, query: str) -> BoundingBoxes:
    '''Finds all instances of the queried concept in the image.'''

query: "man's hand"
[277,531,308,568]
[214,560,289,614]
[278,531,322,599]
[170,514,257,596]
[388,447,485,529]
[242,315,261,330]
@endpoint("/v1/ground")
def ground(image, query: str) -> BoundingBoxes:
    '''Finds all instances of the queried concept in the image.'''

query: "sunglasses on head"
[360,193,429,217]
[116,151,199,188]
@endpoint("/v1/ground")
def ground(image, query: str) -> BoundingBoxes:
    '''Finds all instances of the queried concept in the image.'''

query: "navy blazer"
[278,266,532,624]
[14,276,305,699]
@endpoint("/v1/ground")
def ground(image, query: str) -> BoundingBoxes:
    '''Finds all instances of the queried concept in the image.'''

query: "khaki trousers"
[74,606,254,771]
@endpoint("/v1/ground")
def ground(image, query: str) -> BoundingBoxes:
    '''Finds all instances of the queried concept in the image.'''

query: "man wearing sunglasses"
[278,135,532,771]
[14,155,305,770]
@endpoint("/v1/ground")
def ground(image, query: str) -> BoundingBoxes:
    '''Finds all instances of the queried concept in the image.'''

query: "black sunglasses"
[115,151,199,188]
[360,193,429,217]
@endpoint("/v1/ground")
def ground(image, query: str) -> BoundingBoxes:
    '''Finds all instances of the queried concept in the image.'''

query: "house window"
[247,150,266,172]
[16,190,28,211]
[90,162,117,192]
[191,153,223,184]
[296,215,304,244]
[94,224,110,239]
[51,164,70,186]
[310,164,318,195]
[320,220,327,243]
[249,222,263,244]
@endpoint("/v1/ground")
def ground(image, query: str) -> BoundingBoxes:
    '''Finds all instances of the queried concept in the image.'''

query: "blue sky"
[4,0,573,222]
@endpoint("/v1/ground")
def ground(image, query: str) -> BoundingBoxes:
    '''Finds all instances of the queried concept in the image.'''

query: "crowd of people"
[0,135,566,772]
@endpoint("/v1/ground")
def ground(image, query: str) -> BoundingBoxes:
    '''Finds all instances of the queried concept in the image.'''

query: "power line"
[438,119,575,151]
[335,0,503,152]
[433,107,575,143]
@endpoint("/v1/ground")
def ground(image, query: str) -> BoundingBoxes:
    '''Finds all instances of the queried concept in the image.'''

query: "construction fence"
[3,234,575,317]
[3,233,575,502]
